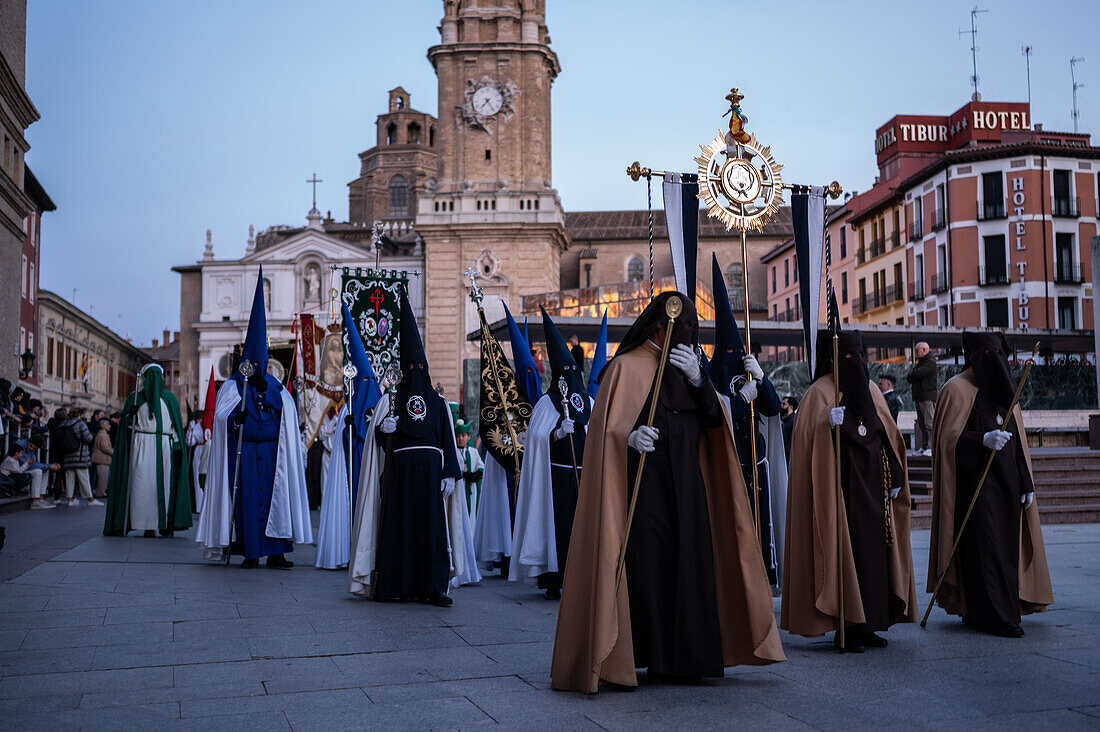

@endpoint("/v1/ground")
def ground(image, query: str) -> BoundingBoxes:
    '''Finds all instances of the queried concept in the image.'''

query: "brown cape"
[550,343,786,693]
[927,370,1053,615]
[780,375,918,636]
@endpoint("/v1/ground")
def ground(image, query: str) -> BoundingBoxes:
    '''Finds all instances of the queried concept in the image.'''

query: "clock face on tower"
[458,76,520,131]
[472,86,503,117]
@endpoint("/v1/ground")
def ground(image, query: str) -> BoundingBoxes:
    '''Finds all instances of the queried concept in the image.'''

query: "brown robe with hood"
[928,369,1052,617]
[550,296,785,694]
[781,369,918,637]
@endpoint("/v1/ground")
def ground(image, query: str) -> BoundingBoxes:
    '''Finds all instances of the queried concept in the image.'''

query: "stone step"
[910,502,1100,529]
[0,495,30,515]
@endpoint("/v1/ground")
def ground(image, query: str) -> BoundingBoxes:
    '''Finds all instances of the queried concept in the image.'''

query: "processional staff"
[626,87,845,649]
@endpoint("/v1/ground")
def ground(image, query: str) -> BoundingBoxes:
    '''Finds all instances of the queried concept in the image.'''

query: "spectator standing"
[568,334,585,377]
[58,407,102,507]
[46,407,68,501]
[906,342,938,455]
[91,419,113,499]
[780,395,798,463]
[878,374,901,424]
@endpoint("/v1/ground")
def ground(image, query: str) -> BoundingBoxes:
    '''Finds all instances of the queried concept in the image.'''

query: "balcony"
[1054,262,1083,284]
[978,266,1010,287]
[931,272,949,294]
[890,230,901,249]
[851,285,903,315]
[1052,197,1080,217]
[908,280,926,301]
[932,208,946,230]
[909,220,924,241]
[856,247,867,264]
[869,236,887,259]
[772,306,801,323]
[977,199,1007,221]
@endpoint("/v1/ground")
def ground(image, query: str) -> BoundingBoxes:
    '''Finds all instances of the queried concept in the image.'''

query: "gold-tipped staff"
[921,342,1041,628]
[626,88,842,544]
[556,375,582,490]
[613,294,682,595]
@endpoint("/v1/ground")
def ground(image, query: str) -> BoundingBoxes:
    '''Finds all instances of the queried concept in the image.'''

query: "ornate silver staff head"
[464,267,484,306]
[238,359,255,379]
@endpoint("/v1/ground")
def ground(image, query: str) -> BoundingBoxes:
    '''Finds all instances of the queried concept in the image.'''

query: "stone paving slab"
[0,506,1097,730]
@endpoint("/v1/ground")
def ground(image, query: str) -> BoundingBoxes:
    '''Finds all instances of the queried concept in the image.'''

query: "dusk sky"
[24,0,1098,344]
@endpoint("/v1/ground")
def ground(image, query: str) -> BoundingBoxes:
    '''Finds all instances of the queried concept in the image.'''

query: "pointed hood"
[343,304,382,428]
[395,291,436,437]
[241,267,269,373]
[586,310,608,399]
[505,303,541,405]
[541,307,589,426]
[201,365,217,438]
[708,254,747,398]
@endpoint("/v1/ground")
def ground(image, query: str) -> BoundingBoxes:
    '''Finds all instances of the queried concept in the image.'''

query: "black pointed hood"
[395,291,437,437]
[963,331,1014,409]
[541,307,589,425]
[708,254,747,398]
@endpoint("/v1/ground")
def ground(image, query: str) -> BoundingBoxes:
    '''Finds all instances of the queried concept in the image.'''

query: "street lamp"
[19,349,35,379]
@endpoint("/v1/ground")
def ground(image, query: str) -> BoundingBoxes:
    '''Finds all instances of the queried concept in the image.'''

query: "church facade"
[173,0,791,408]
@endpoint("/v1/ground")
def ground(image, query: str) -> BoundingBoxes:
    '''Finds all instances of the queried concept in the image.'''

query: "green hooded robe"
[103,364,193,535]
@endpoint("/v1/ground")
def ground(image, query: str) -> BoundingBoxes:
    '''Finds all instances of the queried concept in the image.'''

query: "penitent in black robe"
[954,393,1032,627]
[538,420,585,593]
[374,402,461,600]
[838,413,905,632]
[625,377,725,678]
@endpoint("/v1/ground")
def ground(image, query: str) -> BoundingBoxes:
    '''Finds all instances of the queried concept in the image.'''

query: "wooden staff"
[921,343,1039,627]
[557,375,582,489]
[738,226,762,542]
[613,295,683,596]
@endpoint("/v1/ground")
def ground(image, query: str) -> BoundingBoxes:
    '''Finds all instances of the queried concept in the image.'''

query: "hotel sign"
[875,102,1031,165]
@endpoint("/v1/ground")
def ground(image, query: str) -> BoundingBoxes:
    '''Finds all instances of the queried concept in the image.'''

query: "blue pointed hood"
[586,310,608,399]
[708,254,747,397]
[505,303,541,405]
[342,304,382,421]
[241,267,268,372]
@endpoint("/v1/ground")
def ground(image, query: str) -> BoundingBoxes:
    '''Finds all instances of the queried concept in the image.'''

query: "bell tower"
[416,0,568,397]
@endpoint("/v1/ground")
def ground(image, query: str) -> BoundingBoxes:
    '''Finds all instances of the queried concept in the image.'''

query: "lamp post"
[19,349,34,379]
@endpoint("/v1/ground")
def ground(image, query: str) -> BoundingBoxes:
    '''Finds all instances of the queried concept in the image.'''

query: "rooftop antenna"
[1022,46,1033,116]
[1071,56,1085,133]
[960,7,988,102]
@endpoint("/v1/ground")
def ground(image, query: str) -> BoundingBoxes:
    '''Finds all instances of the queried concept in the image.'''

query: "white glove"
[442,477,455,498]
[669,344,703,386]
[743,355,764,381]
[829,406,846,428]
[889,486,902,500]
[738,380,758,404]
[554,418,575,440]
[1021,492,1034,509]
[627,425,659,453]
[982,430,1011,451]
[380,416,398,434]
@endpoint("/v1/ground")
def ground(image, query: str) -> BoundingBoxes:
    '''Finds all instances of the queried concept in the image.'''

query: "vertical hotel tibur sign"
[1010,176,1029,329]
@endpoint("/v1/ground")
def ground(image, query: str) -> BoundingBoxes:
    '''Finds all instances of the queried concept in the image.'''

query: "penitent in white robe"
[128,400,174,531]
[316,404,354,570]
[185,420,205,512]
[473,454,513,571]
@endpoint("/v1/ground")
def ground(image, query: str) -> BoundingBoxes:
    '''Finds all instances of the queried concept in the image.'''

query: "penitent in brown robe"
[781,375,918,637]
[927,370,1052,619]
[550,341,785,693]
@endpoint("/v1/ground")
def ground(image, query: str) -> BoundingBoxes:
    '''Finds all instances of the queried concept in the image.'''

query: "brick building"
[16,167,54,396]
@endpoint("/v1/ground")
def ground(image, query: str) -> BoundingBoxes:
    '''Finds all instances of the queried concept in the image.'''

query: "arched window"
[407,122,421,145]
[627,256,645,282]
[395,96,404,110]
[726,263,745,307]
[389,175,408,217]
[386,122,396,145]
[429,126,435,147]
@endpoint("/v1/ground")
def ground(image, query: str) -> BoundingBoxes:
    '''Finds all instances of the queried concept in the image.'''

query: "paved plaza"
[0,506,1097,730]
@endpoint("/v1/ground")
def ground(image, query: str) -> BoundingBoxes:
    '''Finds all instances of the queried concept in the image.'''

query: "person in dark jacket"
[906,342,938,455]
[878,374,901,424]
[58,407,102,507]
[780,395,798,463]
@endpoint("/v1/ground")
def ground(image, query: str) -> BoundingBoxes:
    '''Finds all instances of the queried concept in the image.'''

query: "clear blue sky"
[25,0,1098,345]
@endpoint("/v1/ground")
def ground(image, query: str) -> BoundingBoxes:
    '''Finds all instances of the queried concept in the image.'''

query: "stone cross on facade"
[307,173,323,209]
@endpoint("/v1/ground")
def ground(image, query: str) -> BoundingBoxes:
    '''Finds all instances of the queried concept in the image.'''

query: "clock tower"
[416,0,568,397]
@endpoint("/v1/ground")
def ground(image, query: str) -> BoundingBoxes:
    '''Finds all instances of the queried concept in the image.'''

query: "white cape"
[195,381,313,561]
[186,422,205,512]
[473,454,513,570]
[443,407,481,588]
[315,404,355,569]
[718,394,789,585]
[509,394,589,582]
[347,392,468,597]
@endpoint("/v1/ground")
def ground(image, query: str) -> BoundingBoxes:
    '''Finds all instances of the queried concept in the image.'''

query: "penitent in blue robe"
[227,379,293,560]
